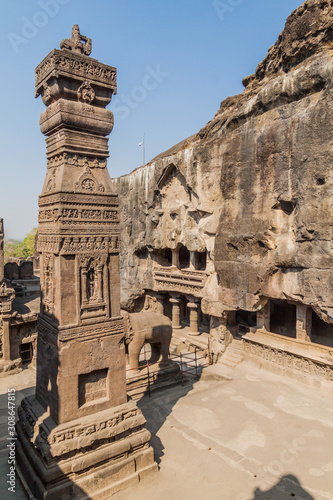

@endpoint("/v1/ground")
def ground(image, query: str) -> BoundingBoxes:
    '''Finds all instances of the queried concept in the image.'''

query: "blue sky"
[0,0,303,239]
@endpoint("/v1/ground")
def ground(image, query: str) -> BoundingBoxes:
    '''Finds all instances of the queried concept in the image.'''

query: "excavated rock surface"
[115,0,333,323]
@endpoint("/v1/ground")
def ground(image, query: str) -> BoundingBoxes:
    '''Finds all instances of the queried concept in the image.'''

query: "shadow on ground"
[252,474,314,499]
[135,361,201,465]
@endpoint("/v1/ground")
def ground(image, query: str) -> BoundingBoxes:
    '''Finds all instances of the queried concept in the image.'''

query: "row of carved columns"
[169,296,200,335]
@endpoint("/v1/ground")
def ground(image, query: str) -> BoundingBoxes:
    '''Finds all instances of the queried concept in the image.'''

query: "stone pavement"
[1,362,333,499]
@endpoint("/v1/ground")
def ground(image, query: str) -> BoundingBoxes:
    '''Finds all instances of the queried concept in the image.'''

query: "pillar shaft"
[188,302,199,336]
[189,251,197,270]
[81,269,88,304]
[97,265,103,301]
[257,302,270,331]
[170,298,181,329]
[296,304,312,342]
[2,319,11,361]
[172,249,179,268]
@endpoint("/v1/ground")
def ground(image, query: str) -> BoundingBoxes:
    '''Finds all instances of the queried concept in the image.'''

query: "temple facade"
[115,0,333,390]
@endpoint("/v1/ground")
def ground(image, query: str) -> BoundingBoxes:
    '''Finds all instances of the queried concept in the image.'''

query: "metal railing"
[126,343,210,397]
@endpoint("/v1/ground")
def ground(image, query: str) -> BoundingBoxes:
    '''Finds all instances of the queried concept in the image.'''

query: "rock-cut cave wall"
[115,0,333,326]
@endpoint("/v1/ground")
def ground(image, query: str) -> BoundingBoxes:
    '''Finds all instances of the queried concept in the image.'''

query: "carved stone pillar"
[81,268,88,305]
[189,251,198,270]
[188,301,199,336]
[97,264,103,301]
[296,304,312,342]
[16,25,157,500]
[2,318,11,362]
[170,297,181,329]
[172,248,179,268]
[0,282,15,362]
[257,302,270,331]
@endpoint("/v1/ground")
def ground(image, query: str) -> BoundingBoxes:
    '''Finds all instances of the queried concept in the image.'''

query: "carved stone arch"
[157,163,178,190]
[157,163,196,200]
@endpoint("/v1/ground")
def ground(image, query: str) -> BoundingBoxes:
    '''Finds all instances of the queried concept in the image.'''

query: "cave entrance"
[179,245,190,269]
[236,310,257,334]
[311,310,333,348]
[20,342,33,365]
[197,251,207,271]
[270,300,296,338]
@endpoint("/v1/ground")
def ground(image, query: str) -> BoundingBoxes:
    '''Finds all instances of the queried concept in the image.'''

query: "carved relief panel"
[79,254,107,319]
[42,254,54,315]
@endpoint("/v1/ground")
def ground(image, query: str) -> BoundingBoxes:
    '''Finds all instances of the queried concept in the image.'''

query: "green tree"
[3,228,37,262]
[17,227,37,259]
[3,241,18,263]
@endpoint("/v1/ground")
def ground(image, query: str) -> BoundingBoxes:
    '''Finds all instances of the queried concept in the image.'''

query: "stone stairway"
[220,337,244,368]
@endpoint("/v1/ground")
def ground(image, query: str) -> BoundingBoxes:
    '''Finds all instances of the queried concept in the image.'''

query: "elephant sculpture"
[122,311,172,371]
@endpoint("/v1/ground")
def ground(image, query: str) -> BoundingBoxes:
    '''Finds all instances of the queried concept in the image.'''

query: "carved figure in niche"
[60,24,92,56]
[86,264,97,302]
[122,311,172,372]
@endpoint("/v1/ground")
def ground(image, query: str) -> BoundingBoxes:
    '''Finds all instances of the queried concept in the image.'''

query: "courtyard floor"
[0,361,332,500]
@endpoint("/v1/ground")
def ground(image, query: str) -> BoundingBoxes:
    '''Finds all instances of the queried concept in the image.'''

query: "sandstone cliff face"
[115,0,333,324]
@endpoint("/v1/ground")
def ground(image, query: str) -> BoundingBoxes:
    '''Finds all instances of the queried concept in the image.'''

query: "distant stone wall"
[0,218,4,282]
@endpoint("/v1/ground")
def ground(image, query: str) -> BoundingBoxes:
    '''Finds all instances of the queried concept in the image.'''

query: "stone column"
[296,304,312,342]
[2,318,11,362]
[189,251,197,270]
[188,301,199,336]
[97,265,103,301]
[16,25,157,499]
[81,268,88,305]
[170,297,181,329]
[172,248,179,268]
[257,302,270,331]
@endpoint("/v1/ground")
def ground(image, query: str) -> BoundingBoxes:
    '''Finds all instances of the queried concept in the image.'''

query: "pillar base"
[188,331,200,336]
[16,396,157,500]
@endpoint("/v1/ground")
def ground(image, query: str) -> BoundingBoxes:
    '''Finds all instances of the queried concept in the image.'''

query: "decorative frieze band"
[39,192,118,206]
[37,235,120,254]
[35,50,117,89]
[58,318,124,342]
[153,267,206,296]
[18,398,143,464]
[243,339,333,382]
[47,153,107,170]
[38,207,119,223]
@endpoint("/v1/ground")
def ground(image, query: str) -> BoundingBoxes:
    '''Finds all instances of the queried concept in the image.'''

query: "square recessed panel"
[78,368,108,407]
